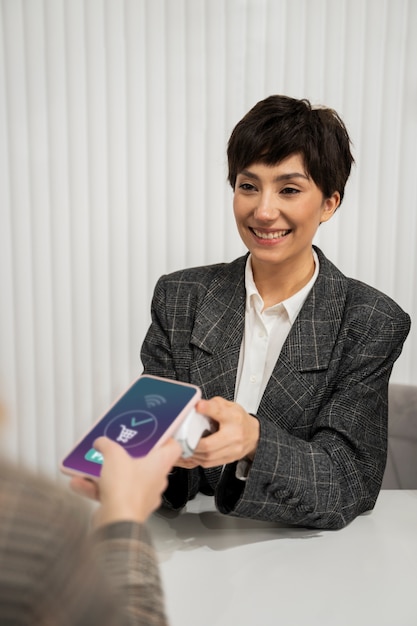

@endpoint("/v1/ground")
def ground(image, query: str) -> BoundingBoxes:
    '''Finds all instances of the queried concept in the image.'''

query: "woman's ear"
[320,191,340,223]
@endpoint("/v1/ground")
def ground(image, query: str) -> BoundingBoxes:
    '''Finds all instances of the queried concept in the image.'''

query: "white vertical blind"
[0,0,416,477]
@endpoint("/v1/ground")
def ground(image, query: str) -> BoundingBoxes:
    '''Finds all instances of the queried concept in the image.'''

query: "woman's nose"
[254,193,280,220]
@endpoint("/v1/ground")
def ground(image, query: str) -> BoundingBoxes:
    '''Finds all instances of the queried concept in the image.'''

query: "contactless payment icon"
[104,410,158,449]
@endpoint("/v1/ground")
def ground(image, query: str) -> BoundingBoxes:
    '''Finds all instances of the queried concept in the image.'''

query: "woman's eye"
[281,187,300,195]
[239,183,256,191]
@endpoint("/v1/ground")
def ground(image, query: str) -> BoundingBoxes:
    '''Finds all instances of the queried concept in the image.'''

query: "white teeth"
[253,228,290,239]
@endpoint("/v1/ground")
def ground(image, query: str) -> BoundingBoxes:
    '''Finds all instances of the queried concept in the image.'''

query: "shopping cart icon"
[105,410,158,449]
[116,424,138,444]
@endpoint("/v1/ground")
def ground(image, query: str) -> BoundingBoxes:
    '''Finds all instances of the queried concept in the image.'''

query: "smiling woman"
[140,94,411,531]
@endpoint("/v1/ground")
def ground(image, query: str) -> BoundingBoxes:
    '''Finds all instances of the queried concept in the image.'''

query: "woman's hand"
[175,396,260,469]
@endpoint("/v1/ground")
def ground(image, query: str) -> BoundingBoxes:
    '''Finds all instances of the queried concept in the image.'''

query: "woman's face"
[233,154,339,277]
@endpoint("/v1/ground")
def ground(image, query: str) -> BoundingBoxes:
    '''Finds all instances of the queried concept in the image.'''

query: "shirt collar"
[244,249,320,324]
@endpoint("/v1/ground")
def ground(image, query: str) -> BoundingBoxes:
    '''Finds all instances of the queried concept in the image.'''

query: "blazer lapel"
[189,256,247,401]
[283,251,348,372]
[259,249,349,427]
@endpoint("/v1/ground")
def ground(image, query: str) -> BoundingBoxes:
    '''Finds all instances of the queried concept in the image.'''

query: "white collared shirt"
[234,249,319,478]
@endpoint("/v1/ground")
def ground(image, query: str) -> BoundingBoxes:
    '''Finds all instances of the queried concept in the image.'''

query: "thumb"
[93,436,126,458]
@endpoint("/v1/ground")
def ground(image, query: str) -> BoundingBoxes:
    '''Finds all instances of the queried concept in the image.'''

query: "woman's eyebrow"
[238,169,309,182]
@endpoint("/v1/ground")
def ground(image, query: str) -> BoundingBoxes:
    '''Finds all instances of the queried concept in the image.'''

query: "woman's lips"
[251,227,292,240]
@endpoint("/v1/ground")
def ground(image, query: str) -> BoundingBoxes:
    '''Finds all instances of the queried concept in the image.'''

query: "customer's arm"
[70,437,182,625]
[0,463,134,625]
[93,521,168,626]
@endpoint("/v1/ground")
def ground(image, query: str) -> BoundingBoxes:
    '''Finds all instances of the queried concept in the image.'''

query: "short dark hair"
[227,95,354,205]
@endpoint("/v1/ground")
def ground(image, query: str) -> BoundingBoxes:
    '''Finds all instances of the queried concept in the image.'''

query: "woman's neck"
[251,253,316,308]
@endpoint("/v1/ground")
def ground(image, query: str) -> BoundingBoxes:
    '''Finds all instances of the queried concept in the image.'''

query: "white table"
[149,490,417,626]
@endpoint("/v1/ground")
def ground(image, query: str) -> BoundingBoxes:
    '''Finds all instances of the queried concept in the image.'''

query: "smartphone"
[60,374,201,479]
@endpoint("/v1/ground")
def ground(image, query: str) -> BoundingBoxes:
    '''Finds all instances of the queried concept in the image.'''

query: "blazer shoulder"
[155,255,248,295]
[315,247,410,329]
[346,277,409,319]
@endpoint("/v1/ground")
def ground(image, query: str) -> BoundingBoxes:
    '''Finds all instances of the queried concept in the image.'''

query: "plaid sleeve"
[93,521,169,626]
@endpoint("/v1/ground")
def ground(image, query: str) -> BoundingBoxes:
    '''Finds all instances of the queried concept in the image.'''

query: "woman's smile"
[233,155,340,275]
[250,227,292,241]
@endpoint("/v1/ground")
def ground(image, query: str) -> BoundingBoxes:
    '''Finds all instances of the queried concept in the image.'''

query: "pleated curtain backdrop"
[1,0,416,477]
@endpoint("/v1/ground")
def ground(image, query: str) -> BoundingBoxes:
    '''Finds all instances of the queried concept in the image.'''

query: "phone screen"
[61,375,199,478]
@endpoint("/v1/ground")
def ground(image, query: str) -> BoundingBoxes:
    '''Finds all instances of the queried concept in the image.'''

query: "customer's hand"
[175,397,260,469]
[70,437,182,527]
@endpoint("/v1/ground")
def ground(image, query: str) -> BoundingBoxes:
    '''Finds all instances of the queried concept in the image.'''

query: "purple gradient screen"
[62,376,198,478]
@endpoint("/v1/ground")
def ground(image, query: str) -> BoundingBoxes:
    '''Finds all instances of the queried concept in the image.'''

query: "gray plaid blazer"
[141,247,411,529]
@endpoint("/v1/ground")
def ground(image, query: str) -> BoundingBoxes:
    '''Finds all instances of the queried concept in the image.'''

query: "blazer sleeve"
[141,274,202,510]
[215,308,411,530]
